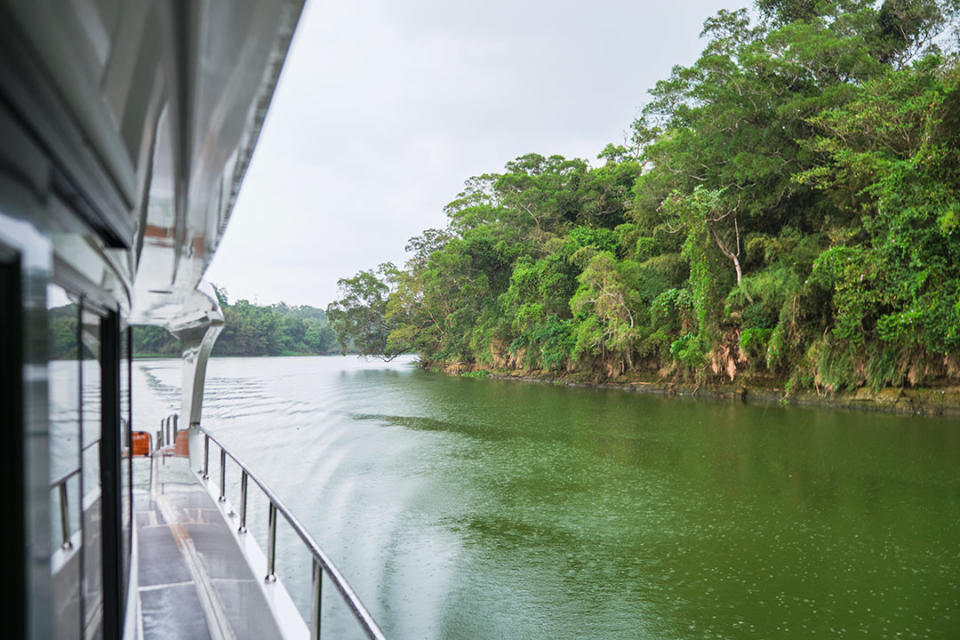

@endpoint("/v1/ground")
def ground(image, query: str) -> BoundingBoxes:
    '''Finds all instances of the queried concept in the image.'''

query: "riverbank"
[433,363,960,417]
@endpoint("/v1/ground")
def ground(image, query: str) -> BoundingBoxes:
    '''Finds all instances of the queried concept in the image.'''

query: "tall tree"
[327,264,402,360]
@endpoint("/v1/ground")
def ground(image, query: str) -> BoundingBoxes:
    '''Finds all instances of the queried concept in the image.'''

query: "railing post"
[58,482,71,549]
[311,559,323,640]
[266,502,278,582]
[203,434,210,479]
[238,470,248,533]
[219,448,227,502]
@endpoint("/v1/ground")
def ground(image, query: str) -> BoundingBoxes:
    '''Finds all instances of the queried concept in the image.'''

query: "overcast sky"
[205,0,745,308]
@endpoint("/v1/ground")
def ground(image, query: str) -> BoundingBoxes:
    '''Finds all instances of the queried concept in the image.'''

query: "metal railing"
[49,432,102,551]
[198,425,387,640]
[50,467,81,550]
[158,413,179,450]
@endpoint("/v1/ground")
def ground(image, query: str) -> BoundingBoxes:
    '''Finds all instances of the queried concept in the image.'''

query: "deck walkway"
[135,457,285,640]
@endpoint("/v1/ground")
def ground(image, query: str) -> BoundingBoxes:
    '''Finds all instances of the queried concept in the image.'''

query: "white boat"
[0,2,383,638]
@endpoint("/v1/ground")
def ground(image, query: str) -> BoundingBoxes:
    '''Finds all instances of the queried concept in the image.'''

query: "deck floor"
[136,457,285,640]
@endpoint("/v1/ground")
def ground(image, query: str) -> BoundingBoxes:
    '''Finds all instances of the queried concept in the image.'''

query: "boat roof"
[0,0,305,329]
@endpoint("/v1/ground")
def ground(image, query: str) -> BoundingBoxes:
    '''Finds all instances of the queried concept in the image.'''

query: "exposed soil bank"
[433,362,960,417]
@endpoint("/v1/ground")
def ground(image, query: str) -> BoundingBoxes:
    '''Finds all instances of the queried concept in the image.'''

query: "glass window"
[80,304,103,640]
[47,283,80,520]
[120,324,131,601]
[47,283,81,640]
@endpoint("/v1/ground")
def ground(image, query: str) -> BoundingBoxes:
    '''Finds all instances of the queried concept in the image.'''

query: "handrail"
[158,413,180,450]
[50,467,81,550]
[197,425,387,640]
[50,466,81,490]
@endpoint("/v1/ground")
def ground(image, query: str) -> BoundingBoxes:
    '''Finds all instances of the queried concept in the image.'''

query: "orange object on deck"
[132,431,151,457]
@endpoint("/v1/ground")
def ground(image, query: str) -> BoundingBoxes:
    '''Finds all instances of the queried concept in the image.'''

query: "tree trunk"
[709,222,754,304]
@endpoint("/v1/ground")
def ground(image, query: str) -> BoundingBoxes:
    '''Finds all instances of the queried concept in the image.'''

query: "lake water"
[132,355,959,639]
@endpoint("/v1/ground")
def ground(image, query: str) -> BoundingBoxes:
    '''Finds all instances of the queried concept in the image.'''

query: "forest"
[328,0,960,392]
[48,288,337,359]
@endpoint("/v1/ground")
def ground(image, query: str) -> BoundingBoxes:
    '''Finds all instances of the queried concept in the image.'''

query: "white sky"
[206,0,745,308]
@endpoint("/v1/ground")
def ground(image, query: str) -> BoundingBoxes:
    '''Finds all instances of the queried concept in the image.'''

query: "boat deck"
[135,457,286,640]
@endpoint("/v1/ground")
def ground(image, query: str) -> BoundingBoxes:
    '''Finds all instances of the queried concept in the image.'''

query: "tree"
[570,252,644,375]
[326,263,402,360]
[663,187,753,304]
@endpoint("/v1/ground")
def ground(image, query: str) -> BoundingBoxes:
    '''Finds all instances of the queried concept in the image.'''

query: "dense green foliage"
[326,264,402,360]
[329,0,960,391]
[211,287,337,357]
[47,289,337,359]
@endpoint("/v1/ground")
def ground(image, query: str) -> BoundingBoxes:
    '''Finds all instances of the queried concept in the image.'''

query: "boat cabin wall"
[0,205,138,640]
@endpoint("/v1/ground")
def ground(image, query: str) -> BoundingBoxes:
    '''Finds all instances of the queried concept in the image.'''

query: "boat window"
[120,323,132,602]
[47,283,82,640]
[80,303,104,640]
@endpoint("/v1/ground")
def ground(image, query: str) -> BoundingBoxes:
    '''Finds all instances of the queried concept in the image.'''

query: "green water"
[136,356,960,639]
